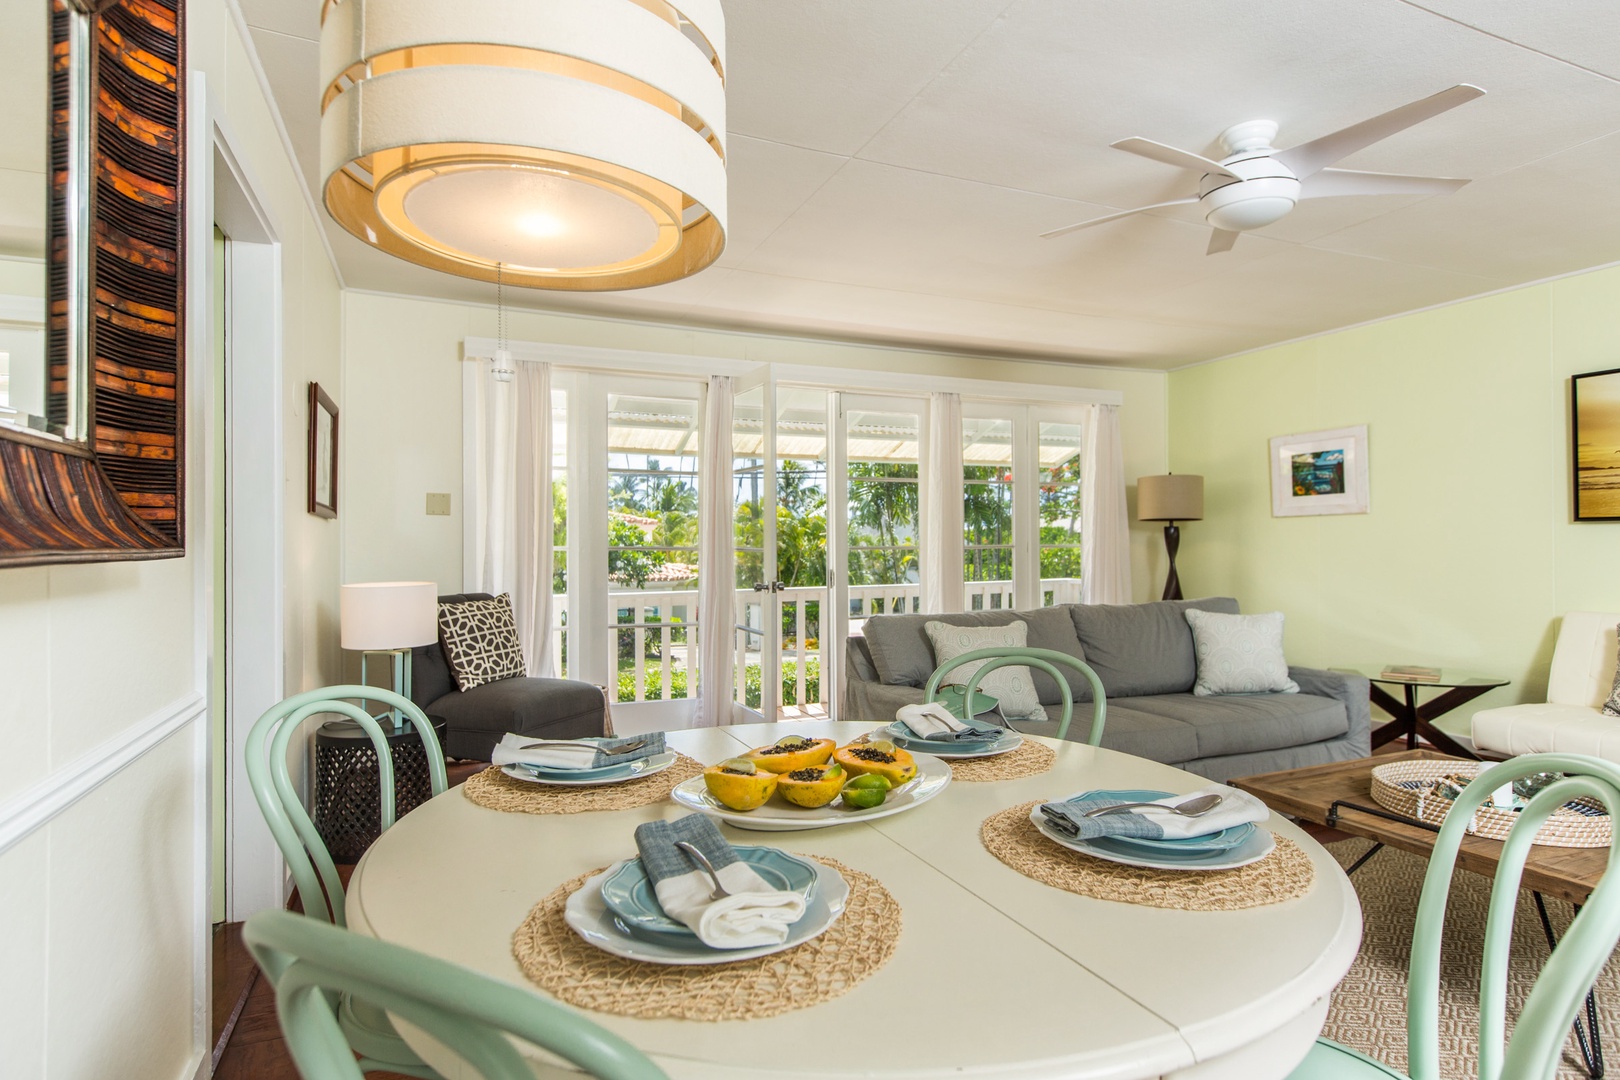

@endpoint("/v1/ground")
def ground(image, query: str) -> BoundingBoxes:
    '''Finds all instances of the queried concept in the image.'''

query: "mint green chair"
[246,685,450,1077]
[1289,752,1620,1080]
[244,910,668,1080]
[923,646,1107,745]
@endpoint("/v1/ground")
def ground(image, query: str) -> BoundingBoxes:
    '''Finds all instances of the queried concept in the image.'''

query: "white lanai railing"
[584,579,1084,713]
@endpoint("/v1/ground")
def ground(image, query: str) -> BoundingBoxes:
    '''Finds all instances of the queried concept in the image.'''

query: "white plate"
[500,751,676,787]
[669,753,953,831]
[1027,805,1277,871]
[563,858,849,965]
[883,722,1023,759]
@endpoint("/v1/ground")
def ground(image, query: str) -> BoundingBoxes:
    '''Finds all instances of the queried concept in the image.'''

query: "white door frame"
[190,78,287,924]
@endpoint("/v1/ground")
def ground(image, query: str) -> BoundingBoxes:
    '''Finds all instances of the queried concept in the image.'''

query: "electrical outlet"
[426,492,451,516]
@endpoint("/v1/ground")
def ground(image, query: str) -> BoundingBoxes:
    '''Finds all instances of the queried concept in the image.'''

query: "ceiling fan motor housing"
[1199,153,1301,232]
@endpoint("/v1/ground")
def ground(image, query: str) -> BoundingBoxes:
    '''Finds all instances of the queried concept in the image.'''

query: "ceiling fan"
[1042,84,1485,255]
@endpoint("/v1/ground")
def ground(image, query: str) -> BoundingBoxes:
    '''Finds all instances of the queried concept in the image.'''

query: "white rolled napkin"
[633,816,808,949]
[491,731,664,772]
[895,702,1003,741]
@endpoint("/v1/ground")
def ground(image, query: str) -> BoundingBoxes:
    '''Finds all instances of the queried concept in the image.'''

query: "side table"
[1341,666,1508,760]
[313,715,447,862]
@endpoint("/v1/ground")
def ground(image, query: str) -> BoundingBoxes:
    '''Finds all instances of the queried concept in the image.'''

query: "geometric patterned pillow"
[438,593,526,691]
[1605,624,1620,718]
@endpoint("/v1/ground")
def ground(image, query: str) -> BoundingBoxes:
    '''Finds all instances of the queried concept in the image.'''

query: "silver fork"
[520,738,647,756]
[674,841,730,901]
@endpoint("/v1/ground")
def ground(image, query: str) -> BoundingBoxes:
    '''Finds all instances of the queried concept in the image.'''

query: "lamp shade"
[340,582,439,650]
[1138,474,1205,522]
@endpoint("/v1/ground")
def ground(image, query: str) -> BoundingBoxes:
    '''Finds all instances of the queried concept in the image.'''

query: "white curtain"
[464,359,555,675]
[922,391,964,613]
[696,375,735,726]
[1081,403,1132,605]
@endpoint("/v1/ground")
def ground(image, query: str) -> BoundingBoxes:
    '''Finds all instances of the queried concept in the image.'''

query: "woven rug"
[461,754,704,814]
[512,856,900,1021]
[947,739,1055,782]
[1322,839,1618,1079]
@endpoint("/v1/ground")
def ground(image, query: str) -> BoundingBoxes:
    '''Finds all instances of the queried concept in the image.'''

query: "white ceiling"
[235,0,1620,369]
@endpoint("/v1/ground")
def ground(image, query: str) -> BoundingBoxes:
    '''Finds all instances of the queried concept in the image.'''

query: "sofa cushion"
[924,619,1045,721]
[1069,597,1239,698]
[1016,702,1200,764]
[1120,691,1348,759]
[438,594,527,690]
[424,677,606,760]
[862,606,1089,704]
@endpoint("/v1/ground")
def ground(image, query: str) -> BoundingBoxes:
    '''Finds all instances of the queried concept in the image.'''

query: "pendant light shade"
[319,0,727,291]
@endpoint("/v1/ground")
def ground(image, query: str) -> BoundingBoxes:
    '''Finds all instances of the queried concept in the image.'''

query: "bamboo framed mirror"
[0,0,185,567]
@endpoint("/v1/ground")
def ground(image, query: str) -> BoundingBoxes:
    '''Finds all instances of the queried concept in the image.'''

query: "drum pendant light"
[318,0,727,291]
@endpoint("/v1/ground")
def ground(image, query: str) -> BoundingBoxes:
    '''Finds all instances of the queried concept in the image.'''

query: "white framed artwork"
[1269,425,1369,517]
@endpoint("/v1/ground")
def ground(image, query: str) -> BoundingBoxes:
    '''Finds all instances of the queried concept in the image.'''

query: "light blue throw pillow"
[1184,609,1300,697]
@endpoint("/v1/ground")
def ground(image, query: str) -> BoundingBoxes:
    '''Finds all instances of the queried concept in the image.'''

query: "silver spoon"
[674,841,730,901]
[1083,792,1224,819]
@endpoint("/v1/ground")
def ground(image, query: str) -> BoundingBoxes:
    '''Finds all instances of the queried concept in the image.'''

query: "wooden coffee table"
[1234,749,1610,1077]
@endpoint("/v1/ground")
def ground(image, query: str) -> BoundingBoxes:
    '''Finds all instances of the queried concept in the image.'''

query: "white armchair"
[1470,612,1620,760]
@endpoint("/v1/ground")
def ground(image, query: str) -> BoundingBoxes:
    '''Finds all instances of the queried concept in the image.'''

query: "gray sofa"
[409,592,607,760]
[845,597,1371,782]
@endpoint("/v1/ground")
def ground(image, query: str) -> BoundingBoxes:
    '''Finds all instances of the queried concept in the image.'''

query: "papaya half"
[744,735,835,774]
[702,759,779,811]
[776,762,847,808]
[832,740,918,787]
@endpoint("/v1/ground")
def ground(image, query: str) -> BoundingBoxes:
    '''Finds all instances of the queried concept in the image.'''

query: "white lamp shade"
[1137,474,1205,522]
[341,582,439,650]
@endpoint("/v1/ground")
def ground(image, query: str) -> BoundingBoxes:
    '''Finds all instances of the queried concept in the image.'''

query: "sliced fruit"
[777,762,846,808]
[833,742,918,787]
[703,762,779,811]
[841,773,892,810]
[744,736,835,774]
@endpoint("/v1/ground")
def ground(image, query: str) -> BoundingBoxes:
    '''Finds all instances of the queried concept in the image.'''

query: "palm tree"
[848,461,918,585]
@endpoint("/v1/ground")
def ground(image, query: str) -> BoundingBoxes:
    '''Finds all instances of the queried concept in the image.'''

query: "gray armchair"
[409,592,607,760]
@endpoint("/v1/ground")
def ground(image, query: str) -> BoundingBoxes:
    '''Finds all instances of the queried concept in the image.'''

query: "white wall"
[0,0,344,1075]
[340,291,1171,600]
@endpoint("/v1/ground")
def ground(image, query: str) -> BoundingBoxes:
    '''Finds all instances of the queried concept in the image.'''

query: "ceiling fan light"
[318,0,727,291]
[1200,175,1301,232]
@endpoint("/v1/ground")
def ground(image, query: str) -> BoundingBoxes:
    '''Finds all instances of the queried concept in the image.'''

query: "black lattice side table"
[313,716,448,862]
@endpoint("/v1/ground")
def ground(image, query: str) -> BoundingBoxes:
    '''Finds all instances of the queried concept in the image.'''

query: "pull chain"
[493,262,514,382]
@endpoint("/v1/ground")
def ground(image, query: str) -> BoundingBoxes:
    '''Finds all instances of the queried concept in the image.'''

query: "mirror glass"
[0,0,81,442]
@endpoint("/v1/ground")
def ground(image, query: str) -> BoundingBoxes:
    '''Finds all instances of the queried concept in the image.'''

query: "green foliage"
[608,517,666,587]
[612,659,822,709]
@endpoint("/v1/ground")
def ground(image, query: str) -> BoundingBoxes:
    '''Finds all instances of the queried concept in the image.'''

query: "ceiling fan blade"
[1206,228,1238,255]
[1275,84,1484,178]
[1301,168,1471,200]
[1111,138,1242,179]
[1040,197,1199,239]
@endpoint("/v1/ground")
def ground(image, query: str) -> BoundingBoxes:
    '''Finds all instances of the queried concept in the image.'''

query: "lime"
[841,773,892,810]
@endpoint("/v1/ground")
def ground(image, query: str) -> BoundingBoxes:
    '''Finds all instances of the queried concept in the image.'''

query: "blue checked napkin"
[1038,784,1269,842]
[490,731,665,772]
[632,814,807,949]
[895,702,1004,742]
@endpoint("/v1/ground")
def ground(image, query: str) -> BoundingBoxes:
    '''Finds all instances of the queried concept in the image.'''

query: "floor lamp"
[340,582,439,730]
[1137,475,1204,601]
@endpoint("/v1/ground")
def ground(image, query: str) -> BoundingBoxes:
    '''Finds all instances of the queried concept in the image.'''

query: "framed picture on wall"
[1269,425,1369,517]
[308,382,338,519]
[1573,367,1620,522]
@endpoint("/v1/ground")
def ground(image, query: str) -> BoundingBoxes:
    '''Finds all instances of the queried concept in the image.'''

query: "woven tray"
[1369,760,1611,848]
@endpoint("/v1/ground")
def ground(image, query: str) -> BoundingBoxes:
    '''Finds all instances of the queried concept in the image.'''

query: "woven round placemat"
[980,800,1315,911]
[462,754,705,815]
[946,739,1055,782]
[512,857,900,1021]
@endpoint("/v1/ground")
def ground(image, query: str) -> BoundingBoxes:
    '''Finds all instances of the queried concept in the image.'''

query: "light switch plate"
[426,492,451,516]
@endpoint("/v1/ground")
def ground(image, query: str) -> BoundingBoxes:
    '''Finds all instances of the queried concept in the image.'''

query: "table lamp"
[1137,474,1204,601]
[340,581,439,729]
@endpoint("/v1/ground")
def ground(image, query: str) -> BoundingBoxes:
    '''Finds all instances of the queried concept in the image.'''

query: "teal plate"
[883,721,1015,757]
[601,847,818,940]
[1062,788,1254,855]
[512,755,649,781]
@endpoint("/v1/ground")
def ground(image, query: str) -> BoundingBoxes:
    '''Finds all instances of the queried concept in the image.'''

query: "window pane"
[963,417,1014,587]
[847,405,920,587]
[551,388,568,675]
[1038,418,1083,604]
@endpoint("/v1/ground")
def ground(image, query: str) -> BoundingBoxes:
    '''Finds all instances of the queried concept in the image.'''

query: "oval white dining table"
[346,722,1362,1080]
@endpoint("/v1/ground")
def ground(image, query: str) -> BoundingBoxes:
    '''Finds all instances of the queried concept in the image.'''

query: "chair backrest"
[1547,612,1620,707]
[244,910,667,1080]
[924,647,1107,745]
[245,685,448,925]
[1405,753,1620,1080]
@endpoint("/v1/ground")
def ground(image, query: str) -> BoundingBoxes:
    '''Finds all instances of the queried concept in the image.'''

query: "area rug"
[1322,839,1617,1079]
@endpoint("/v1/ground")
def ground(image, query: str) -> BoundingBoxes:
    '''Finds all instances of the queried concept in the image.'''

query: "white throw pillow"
[1184,609,1300,697]
[923,620,1047,722]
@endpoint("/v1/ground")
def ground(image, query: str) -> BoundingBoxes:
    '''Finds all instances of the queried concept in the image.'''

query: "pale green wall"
[1169,265,1620,736]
